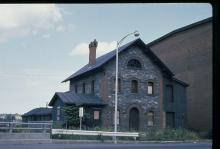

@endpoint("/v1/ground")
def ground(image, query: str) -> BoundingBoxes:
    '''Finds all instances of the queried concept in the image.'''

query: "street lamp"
[114,31,140,144]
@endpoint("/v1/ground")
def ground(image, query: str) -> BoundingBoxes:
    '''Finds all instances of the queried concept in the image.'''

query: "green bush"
[139,128,200,141]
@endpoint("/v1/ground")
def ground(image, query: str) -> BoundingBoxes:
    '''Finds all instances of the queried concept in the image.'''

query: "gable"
[62,38,174,82]
[104,45,164,79]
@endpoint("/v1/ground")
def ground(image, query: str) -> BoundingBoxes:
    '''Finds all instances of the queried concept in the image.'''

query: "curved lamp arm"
[117,31,140,47]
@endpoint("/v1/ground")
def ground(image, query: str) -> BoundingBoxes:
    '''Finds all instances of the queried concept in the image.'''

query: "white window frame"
[147,111,154,126]
[94,110,100,120]
[147,82,154,95]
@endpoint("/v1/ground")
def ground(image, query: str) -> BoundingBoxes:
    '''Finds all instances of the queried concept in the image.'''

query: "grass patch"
[52,128,201,141]
[139,128,200,141]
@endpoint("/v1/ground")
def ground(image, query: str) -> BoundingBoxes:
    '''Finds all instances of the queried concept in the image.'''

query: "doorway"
[129,107,139,131]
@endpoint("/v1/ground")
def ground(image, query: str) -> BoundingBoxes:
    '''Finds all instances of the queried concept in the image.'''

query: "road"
[0,143,212,149]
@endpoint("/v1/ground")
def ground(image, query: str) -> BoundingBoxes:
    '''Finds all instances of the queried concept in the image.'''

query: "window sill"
[147,94,155,96]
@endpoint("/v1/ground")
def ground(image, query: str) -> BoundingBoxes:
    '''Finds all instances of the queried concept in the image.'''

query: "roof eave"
[48,93,58,106]
[146,17,212,47]
[62,66,104,83]
[173,78,189,87]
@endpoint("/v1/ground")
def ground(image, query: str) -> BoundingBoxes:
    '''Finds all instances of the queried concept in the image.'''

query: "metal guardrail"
[0,122,52,133]
[52,129,139,140]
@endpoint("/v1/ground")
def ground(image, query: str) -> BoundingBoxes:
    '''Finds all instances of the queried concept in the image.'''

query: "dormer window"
[127,59,142,69]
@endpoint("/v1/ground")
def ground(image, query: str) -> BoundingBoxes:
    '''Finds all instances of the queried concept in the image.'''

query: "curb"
[52,139,212,144]
[0,139,212,145]
[0,139,52,145]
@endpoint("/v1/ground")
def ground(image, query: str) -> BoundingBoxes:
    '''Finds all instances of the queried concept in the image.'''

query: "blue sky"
[0,4,212,114]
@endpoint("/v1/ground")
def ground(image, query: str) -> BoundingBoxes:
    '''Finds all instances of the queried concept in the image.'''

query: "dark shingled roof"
[22,108,52,116]
[146,17,212,47]
[62,38,174,82]
[49,91,106,106]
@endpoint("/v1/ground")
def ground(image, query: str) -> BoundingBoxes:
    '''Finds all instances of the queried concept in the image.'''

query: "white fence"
[52,129,139,140]
[0,122,52,133]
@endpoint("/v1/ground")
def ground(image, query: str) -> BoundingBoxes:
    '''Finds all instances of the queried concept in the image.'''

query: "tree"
[62,105,92,129]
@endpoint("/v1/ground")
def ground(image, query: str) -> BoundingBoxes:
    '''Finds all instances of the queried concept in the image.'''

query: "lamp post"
[114,31,140,144]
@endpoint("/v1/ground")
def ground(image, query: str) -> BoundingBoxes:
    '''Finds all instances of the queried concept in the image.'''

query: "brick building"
[148,17,212,134]
[49,38,188,131]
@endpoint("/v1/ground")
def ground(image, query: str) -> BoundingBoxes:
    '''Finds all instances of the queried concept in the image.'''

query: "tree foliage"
[62,105,79,127]
[62,105,92,128]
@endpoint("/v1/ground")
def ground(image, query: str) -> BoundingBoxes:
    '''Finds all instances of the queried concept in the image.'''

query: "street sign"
[79,107,83,130]
[79,107,83,117]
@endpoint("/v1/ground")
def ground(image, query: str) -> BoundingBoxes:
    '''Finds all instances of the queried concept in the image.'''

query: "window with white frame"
[147,82,154,95]
[147,111,154,126]
[94,110,100,120]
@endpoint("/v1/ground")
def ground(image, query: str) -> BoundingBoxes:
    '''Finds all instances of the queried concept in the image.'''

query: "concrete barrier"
[52,129,139,140]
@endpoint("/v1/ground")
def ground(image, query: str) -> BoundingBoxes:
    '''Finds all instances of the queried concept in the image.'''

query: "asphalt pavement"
[0,143,212,149]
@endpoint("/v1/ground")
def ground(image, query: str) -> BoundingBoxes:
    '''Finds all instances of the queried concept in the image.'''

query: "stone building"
[148,17,212,134]
[49,38,188,131]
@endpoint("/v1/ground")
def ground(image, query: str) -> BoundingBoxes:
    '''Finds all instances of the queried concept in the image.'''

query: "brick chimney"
[89,39,98,65]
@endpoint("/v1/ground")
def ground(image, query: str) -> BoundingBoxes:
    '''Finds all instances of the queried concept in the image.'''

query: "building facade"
[49,38,188,131]
[148,17,212,133]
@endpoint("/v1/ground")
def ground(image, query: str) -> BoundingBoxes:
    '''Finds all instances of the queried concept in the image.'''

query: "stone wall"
[102,46,163,131]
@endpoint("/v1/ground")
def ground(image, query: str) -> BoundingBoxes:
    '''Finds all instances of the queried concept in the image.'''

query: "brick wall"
[150,22,212,132]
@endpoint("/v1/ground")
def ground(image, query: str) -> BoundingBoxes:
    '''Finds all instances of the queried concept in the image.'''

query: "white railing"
[0,121,52,133]
[52,129,139,140]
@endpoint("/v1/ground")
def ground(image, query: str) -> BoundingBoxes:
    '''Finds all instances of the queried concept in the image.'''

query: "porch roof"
[49,91,106,107]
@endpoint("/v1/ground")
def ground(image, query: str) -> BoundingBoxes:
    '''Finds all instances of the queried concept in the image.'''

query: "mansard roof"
[48,91,106,106]
[62,38,174,82]
[146,17,212,47]
[22,107,52,116]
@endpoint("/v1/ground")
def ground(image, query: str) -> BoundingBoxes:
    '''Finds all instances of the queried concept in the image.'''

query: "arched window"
[131,80,138,93]
[127,59,142,69]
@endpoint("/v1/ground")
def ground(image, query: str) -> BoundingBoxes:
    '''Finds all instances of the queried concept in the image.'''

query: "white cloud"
[70,41,117,57]
[0,4,62,43]
[56,25,64,31]
[42,34,51,39]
